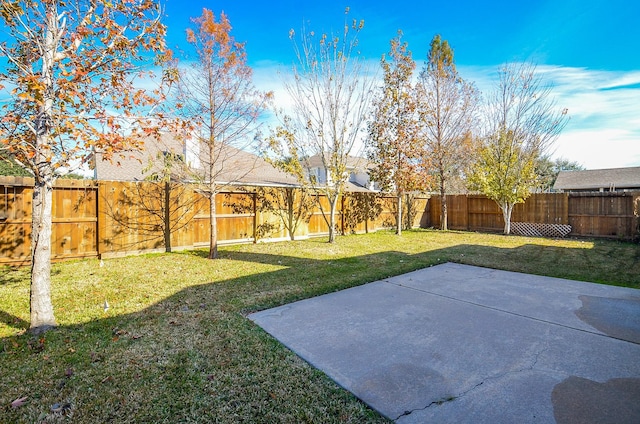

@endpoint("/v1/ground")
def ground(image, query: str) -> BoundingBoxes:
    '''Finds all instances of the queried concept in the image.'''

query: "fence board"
[568,192,637,239]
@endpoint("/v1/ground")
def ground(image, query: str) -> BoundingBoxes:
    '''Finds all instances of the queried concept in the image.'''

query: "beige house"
[305,154,376,192]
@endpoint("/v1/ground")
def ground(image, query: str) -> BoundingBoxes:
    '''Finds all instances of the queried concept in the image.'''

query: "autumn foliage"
[0,0,171,331]
[0,0,170,175]
[170,8,271,258]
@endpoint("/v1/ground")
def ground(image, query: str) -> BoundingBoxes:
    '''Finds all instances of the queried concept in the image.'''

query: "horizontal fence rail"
[1,176,638,264]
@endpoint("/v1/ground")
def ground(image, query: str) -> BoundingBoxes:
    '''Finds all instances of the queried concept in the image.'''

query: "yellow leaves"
[17,92,33,101]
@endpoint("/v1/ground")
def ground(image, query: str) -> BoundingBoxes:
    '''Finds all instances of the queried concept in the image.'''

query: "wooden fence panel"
[51,181,98,260]
[166,184,204,249]
[218,192,255,243]
[307,194,332,236]
[447,195,469,230]
[376,197,396,230]
[512,193,568,224]
[568,192,637,239]
[98,180,166,256]
[0,177,98,264]
[411,197,430,229]
[467,196,503,232]
[0,182,31,263]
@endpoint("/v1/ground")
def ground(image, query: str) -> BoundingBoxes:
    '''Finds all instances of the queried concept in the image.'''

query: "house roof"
[94,132,183,181]
[306,154,370,171]
[553,166,640,191]
[213,146,298,187]
[94,133,299,187]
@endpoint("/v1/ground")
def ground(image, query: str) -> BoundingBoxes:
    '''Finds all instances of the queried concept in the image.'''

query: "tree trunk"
[328,194,339,243]
[287,189,296,241]
[30,178,56,332]
[30,6,57,333]
[208,189,218,259]
[440,178,448,231]
[501,202,514,235]
[396,192,403,235]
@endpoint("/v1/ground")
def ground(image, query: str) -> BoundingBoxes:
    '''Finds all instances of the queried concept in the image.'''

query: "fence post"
[164,181,171,252]
[341,195,345,235]
[95,181,102,259]
[631,192,640,242]
[252,190,257,244]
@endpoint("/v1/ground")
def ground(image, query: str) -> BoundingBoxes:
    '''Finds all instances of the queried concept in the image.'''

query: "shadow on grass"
[0,309,28,332]
[1,236,639,423]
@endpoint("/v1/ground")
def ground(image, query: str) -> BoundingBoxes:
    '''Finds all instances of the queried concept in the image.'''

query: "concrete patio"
[249,262,640,423]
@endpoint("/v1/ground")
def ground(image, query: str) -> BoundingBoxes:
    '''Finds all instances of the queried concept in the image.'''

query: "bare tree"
[170,9,272,258]
[268,8,374,243]
[468,63,568,234]
[416,35,479,230]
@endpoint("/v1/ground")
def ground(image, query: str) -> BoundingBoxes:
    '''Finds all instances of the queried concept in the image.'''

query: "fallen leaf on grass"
[11,396,28,408]
[112,328,128,336]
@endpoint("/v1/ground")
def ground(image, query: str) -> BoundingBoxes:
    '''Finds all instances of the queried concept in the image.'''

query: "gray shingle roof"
[553,166,640,191]
[306,154,370,171]
[94,133,298,187]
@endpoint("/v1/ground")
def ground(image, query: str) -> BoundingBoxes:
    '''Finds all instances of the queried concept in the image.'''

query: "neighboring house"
[305,154,376,192]
[94,132,298,187]
[553,166,640,192]
[93,132,183,181]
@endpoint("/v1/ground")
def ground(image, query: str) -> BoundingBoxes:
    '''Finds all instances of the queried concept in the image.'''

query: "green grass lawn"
[1,230,639,423]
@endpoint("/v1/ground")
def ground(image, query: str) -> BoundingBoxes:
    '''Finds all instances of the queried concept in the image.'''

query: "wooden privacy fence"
[427,192,640,240]
[0,177,427,265]
[1,176,638,265]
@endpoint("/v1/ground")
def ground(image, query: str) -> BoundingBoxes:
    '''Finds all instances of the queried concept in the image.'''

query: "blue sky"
[162,0,640,169]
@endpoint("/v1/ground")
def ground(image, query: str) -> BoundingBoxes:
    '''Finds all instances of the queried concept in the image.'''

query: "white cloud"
[553,130,640,169]
[254,60,640,170]
[459,64,640,169]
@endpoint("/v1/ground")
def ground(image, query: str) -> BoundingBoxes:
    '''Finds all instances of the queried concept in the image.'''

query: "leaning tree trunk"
[30,176,57,332]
